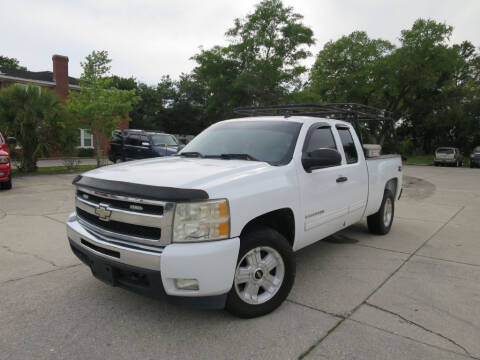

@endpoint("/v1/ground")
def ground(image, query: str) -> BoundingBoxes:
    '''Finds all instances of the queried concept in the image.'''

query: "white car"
[67,106,403,318]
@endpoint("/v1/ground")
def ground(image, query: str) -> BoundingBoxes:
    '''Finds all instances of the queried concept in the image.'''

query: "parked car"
[108,130,181,163]
[434,147,463,167]
[470,146,480,168]
[0,131,16,190]
[67,104,403,318]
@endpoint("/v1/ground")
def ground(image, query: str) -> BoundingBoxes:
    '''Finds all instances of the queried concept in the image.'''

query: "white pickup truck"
[67,105,402,318]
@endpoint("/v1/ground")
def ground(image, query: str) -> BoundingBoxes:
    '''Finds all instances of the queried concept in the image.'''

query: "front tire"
[367,189,394,235]
[1,176,12,190]
[225,226,295,318]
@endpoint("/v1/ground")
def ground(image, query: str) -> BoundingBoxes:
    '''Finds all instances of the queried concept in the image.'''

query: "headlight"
[0,156,9,164]
[172,199,230,243]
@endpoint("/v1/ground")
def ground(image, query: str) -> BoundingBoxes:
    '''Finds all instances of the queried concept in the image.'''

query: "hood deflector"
[73,175,208,202]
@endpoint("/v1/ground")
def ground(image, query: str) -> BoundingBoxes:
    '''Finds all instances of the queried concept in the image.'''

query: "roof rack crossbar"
[233,103,392,122]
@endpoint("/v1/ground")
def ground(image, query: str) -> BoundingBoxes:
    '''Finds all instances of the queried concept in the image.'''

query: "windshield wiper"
[207,153,259,161]
[178,151,204,158]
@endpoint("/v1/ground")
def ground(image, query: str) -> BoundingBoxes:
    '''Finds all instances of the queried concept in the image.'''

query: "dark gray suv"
[109,130,181,163]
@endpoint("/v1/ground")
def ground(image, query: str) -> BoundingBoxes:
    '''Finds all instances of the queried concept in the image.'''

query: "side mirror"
[302,148,342,173]
[6,137,16,145]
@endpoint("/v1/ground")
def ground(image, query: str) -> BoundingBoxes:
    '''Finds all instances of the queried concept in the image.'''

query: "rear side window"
[337,128,358,164]
[140,136,150,146]
[436,148,454,154]
[305,127,337,153]
[126,135,140,146]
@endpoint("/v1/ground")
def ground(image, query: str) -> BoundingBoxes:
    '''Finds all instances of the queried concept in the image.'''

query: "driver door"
[297,124,349,247]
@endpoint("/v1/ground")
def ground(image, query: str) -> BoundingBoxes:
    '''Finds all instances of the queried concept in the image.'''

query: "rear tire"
[367,189,394,235]
[225,226,295,318]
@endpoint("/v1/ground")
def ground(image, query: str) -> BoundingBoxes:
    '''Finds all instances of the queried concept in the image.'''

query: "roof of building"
[0,68,79,86]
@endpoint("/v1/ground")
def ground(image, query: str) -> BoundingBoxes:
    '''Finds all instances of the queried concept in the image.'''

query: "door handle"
[336,176,348,183]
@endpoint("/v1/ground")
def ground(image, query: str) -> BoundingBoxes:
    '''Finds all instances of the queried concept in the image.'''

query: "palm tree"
[0,85,73,172]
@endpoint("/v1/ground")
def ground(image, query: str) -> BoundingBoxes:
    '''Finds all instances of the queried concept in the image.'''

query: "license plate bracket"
[90,262,116,286]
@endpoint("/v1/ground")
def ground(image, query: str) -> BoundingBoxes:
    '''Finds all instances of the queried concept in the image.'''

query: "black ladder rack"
[234,103,393,145]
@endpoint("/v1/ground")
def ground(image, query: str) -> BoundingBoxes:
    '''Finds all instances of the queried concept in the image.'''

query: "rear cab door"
[124,134,141,160]
[140,135,156,158]
[334,124,369,226]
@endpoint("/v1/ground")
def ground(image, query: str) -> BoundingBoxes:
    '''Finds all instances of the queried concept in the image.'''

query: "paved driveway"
[1,166,479,359]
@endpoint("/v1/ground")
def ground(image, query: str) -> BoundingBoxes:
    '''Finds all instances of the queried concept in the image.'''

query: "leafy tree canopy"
[192,0,315,122]
[0,55,27,71]
[66,50,140,165]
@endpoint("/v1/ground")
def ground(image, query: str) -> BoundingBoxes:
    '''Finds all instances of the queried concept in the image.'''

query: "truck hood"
[82,156,273,192]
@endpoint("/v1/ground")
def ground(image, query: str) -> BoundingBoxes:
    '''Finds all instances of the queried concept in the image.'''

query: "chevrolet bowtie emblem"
[95,204,112,221]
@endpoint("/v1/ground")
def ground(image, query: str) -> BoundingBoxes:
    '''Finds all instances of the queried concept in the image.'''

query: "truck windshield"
[179,120,302,165]
[151,135,178,146]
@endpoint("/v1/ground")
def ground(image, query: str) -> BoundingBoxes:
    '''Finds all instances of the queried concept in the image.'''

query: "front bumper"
[434,158,456,164]
[0,163,10,182]
[66,213,240,308]
[470,157,480,166]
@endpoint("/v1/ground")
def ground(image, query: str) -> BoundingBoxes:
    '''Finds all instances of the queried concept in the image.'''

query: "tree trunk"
[94,132,102,167]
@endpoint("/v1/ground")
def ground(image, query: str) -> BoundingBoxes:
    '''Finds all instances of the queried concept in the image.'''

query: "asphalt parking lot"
[1,165,479,360]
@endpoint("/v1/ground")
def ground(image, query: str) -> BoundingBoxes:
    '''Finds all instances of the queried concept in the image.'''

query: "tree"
[109,75,137,91]
[191,0,314,122]
[226,0,314,102]
[307,19,480,153]
[0,85,71,172]
[0,55,27,70]
[309,31,395,144]
[67,50,139,166]
[128,75,207,135]
[390,19,477,153]
[310,31,394,105]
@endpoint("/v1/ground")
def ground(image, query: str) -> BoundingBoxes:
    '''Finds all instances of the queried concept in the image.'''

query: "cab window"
[337,127,358,164]
[305,127,337,153]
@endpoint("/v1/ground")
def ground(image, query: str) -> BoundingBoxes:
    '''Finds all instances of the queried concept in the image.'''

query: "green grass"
[405,154,434,165]
[12,164,97,176]
[405,154,471,166]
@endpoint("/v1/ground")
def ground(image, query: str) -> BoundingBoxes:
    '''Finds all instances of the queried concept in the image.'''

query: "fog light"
[0,171,4,177]
[174,278,199,290]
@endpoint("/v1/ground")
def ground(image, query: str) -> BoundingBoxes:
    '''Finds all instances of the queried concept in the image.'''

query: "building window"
[15,83,41,93]
[79,129,94,148]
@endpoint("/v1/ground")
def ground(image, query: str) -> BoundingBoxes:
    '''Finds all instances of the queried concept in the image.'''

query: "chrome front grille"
[75,186,174,247]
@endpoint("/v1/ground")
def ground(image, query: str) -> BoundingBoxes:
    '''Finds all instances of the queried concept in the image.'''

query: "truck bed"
[364,154,403,217]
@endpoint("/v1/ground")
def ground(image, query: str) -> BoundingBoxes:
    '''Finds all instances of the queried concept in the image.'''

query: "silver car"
[434,147,464,167]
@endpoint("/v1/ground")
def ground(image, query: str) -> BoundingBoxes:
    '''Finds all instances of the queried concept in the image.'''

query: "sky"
[2,0,479,85]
